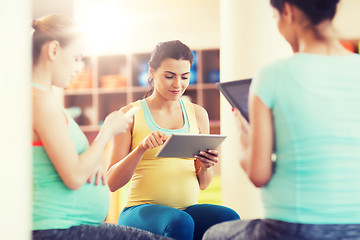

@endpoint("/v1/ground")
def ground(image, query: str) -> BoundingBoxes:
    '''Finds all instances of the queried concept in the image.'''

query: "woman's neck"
[32,63,52,91]
[297,21,350,55]
[147,91,180,111]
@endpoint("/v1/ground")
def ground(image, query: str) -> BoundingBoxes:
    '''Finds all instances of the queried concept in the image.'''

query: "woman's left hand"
[87,164,107,186]
[194,149,219,168]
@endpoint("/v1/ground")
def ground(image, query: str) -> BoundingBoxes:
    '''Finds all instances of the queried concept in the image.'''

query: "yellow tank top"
[125,99,200,210]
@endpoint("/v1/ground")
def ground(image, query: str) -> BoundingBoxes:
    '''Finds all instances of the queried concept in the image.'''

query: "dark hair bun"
[32,19,39,30]
[309,0,339,24]
[315,0,339,10]
[270,0,339,25]
[290,0,339,24]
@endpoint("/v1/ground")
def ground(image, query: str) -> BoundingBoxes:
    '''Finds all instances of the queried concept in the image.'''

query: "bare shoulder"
[32,90,69,138]
[118,102,139,134]
[120,104,134,113]
[191,103,209,134]
[120,101,140,113]
[192,103,209,121]
[32,90,59,115]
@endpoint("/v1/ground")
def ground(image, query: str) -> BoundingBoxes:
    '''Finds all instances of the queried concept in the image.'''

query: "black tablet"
[216,79,252,122]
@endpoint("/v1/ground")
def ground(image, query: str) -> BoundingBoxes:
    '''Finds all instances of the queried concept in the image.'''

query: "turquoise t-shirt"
[250,53,360,224]
[32,110,110,230]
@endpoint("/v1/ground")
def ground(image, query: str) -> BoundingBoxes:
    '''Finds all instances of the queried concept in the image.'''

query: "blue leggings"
[118,204,240,240]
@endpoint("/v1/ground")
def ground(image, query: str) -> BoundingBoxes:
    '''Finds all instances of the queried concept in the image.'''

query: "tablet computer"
[155,133,227,158]
[216,79,252,122]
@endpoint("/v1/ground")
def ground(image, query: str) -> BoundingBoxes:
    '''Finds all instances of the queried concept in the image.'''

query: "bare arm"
[106,105,168,192]
[106,110,141,192]
[235,94,274,187]
[33,91,131,190]
[193,104,216,190]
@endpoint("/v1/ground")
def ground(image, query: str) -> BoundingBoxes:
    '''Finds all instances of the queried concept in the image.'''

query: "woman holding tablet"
[107,40,239,240]
[204,0,360,239]
[32,14,169,240]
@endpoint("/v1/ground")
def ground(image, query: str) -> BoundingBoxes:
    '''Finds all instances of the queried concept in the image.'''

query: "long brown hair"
[144,40,194,98]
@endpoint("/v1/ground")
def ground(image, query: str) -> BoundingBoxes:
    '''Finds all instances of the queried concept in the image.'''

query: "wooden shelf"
[64,88,93,95]
[63,49,221,141]
[98,88,128,94]
[197,83,218,89]
[130,86,148,93]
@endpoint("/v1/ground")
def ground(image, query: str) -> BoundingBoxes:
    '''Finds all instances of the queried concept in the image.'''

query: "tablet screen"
[216,79,252,122]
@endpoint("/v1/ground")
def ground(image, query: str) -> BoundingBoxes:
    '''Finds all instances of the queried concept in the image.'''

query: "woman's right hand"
[100,110,133,137]
[233,108,250,149]
[139,131,168,151]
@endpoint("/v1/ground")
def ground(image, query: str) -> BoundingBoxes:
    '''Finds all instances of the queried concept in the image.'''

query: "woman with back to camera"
[106,40,240,240]
[31,14,170,240]
[203,0,360,239]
